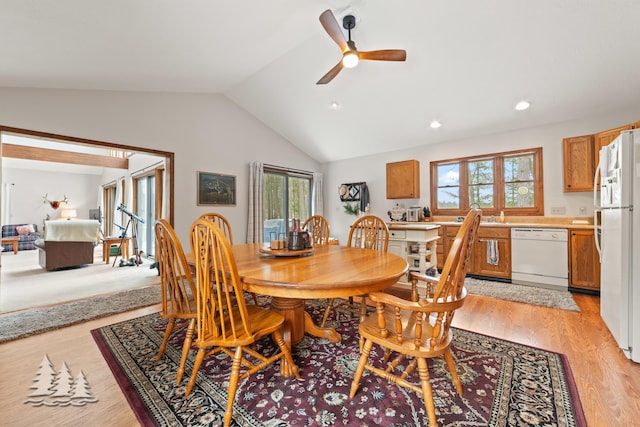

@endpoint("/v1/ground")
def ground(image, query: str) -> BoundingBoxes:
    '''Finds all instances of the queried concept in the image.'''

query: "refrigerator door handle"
[594,207,602,263]
[593,158,603,262]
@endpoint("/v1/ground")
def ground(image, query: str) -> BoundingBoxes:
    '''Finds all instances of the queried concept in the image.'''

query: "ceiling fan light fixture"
[342,51,359,68]
[515,100,531,111]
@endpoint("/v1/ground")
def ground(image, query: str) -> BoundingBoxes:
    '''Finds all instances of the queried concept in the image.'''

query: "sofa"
[2,223,41,251]
[35,219,101,270]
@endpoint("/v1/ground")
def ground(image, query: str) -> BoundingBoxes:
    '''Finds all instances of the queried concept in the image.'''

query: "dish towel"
[486,240,499,266]
[359,183,370,213]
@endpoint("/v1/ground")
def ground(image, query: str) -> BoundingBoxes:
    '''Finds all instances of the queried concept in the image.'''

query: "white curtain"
[161,158,169,220]
[113,177,124,232]
[96,185,104,235]
[1,183,13,226]
[247,161,264,243]
[312,172,324,216]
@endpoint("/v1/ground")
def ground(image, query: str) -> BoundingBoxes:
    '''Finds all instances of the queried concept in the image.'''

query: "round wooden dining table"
[188,243,407,340]
[234,243,407,342]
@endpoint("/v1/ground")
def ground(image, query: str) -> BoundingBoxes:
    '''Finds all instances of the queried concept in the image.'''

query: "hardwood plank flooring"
[1,294,639,426]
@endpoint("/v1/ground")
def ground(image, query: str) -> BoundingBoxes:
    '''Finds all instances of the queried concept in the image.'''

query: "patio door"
[134,174,156,257]
[263,167,311,242]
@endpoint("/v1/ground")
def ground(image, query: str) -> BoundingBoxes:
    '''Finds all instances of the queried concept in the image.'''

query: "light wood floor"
[1,293,639,426]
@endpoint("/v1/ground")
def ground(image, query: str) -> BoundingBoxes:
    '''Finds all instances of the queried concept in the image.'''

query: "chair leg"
[443,349,463,396]
[224,347,244,427]
[176,319,195,385]
[349,338,373,398]
[359,295,368,323]
[321,298,335,327]
[185,348,206,397]
[157,318,176,359]
[417,357,438,427]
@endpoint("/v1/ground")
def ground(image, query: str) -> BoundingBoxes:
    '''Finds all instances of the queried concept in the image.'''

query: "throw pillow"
[16,224,35,235]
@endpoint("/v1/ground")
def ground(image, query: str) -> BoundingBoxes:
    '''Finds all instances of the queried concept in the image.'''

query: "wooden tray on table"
[259,246,314,257]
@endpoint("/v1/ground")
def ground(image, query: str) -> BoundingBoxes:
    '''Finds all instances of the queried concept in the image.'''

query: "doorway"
[0,125,174,313]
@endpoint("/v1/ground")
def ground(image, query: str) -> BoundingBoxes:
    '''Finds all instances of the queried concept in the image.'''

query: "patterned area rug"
[464,277,580,312]
[92,300,586,426]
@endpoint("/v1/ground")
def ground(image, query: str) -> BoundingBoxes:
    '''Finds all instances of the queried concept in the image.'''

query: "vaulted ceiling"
[3,1,640,163]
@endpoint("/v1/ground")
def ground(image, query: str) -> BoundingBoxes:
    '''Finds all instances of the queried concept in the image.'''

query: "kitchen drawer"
[389,230,406,240]
[446,226,460,237]
[477,227,510,239]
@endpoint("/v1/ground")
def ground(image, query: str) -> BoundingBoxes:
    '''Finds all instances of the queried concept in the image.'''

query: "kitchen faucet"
[470,203,481,210]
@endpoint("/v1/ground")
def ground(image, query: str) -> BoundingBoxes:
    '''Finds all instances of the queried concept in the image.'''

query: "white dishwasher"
[511,228,568,291]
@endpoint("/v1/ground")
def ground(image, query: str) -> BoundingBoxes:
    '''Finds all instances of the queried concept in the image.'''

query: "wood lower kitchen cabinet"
[388,224,439,285]
[568,228,600,293]
[438,224,511,280]
[473,227,511,279]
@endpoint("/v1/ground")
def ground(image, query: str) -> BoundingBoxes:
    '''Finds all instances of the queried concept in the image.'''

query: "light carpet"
[93,300,587,426]
[464,277,580,311]
[0,247,159,313]
[0,285,160,343]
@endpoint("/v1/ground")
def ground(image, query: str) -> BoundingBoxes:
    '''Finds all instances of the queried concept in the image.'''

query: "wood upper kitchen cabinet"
[568,228,600,293]
[563,135,594,192]
[386,160,420,199]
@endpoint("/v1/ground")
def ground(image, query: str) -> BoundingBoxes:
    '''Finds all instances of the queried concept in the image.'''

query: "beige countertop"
[389,219,595,230]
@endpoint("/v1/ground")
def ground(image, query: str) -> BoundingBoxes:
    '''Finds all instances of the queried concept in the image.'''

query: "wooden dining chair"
[154,219,198,386]
[302,215,330,246]
[198,212,260,305]
[185,219,300,427]
[349,209,482,427]
[320,215,389,327]
[198,212,234,244]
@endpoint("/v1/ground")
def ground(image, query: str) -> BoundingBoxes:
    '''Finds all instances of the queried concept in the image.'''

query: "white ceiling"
[3,0,640,163]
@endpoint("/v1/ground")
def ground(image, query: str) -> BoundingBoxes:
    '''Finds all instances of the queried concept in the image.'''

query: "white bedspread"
[44,220,101,242]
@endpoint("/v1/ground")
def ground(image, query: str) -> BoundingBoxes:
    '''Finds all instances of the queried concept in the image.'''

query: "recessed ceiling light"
[430,120,442,129]
[329,101,342,111]
[515,100,531,111]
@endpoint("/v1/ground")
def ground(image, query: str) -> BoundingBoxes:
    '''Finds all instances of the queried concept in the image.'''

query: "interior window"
[468,158,495,209]
[430,147,543,216]
[436,163,460,209]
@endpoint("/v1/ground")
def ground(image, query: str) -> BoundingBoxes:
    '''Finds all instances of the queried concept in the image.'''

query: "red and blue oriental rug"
[92,299,586,426]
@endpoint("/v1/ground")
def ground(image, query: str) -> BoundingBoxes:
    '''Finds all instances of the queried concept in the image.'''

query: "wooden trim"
[2,143,129,169]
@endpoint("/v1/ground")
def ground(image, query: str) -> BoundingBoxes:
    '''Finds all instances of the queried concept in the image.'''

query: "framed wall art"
[197,171,236,206]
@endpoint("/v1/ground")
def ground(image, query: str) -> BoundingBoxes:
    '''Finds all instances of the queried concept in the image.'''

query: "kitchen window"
[430,147,543,216]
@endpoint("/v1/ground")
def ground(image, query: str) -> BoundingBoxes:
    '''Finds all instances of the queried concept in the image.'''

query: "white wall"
[323,108,640,244]
[2,86,640,246]
[0,87,320,244]
[1,167,102,230]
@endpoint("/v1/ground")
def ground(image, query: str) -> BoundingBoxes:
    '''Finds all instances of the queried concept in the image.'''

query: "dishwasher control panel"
[511,228,568,241]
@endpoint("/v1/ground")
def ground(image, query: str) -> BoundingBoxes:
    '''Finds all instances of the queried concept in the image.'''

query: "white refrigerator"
[594,129,640,363]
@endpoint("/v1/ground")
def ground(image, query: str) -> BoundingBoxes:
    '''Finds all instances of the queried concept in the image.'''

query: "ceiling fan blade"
[317,61,344,85]
[319,9,348,52]
[359,49,407,61]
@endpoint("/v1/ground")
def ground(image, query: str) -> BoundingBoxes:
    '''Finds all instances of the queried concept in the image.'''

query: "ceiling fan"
[317,9,407,85]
